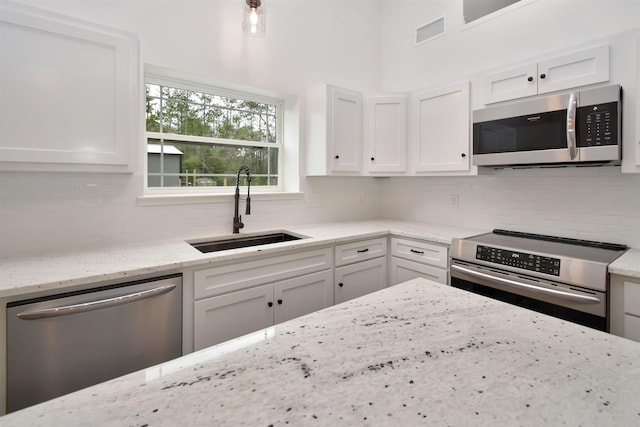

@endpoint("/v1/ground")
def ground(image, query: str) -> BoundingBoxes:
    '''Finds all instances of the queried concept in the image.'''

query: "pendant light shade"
[242,0,266,37]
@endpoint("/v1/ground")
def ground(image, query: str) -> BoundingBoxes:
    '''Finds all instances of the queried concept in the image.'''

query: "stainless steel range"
[450,229,628,331]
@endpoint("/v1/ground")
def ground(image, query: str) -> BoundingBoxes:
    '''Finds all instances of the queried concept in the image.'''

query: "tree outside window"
[145,81,281,189]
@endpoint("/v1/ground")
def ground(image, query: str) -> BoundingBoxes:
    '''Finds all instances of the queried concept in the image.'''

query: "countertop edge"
[0,220,485,299]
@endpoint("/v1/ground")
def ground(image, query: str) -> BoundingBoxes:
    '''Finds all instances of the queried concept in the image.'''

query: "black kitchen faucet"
[233,166,251,233]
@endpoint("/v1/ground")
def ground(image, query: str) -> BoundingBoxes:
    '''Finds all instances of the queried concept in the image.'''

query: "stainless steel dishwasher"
[6,274,182,413]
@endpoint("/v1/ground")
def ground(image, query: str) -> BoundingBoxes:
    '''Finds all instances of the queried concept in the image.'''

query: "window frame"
[143,71,285,196]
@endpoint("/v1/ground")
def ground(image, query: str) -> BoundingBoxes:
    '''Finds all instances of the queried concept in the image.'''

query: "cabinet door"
[0,3,137,172]
[366,95,407,173]
[335,257,387,304]
[483,63,538,104]
[537,45,609,95]
[413,82,470,172]
[329,86,363,173]
[273,270,333,324]
[390,257,447,286]
[194,284,273,350]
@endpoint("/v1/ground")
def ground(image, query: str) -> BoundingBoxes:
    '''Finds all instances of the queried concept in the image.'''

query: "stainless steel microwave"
[472,84,621,167]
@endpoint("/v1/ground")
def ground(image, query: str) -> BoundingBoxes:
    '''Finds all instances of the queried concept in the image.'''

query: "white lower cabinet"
[193,248,333,350]
[274,270,333,324]
[609,274,640,342]
[194,284,273,350]
[335,257,387,304]
[390,257,447,285]
[194,269,333,350]
[334,237,388,304]
[389,237,448,285]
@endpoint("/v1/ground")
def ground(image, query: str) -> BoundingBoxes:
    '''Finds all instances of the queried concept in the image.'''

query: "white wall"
[1,0,640,258]
[379,0,640,92]
[377,0,640,247]
[0,0,383,257]
[378,168,640,247]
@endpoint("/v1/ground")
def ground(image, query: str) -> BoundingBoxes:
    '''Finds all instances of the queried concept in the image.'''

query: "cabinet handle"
[527,76,533,82]
[410,249,425,255]
[540,73,546,79]
[461,153,466,158]
[277,299,283,305]
[370,157,375,161]
[267,302,273,307]
[338,282,344,288]
[334,155,340,159]
[357,248,369,253]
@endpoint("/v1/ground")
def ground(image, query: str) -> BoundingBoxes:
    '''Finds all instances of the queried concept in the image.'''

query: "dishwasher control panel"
[476,245,560,276]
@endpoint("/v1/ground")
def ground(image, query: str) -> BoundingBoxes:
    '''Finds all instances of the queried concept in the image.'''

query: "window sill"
[137,191,304,207]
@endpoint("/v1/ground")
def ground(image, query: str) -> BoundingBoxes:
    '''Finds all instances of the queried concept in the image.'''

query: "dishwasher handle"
[16,284,177,320]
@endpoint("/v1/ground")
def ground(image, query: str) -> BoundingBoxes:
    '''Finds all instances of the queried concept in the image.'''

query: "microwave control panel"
[578,101,618,147]
[476,245,560,276]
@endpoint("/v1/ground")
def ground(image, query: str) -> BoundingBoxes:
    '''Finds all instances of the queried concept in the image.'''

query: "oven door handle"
[450,264,600,304]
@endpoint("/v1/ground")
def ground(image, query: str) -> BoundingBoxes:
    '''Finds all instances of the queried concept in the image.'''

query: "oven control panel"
[476,246,560,276]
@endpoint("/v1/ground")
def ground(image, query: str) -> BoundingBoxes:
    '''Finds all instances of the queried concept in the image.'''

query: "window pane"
[146,83,278,144]
[147,140,278,188]
[145,80,281,190]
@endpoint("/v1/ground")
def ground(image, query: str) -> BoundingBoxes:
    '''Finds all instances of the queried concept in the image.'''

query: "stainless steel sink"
[189,232,303,253]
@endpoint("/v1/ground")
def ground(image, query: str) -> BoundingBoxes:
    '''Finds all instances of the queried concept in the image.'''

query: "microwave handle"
[566,92,578,160]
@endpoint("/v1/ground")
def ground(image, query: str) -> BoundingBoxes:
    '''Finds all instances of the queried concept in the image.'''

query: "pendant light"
[242,0,266,37]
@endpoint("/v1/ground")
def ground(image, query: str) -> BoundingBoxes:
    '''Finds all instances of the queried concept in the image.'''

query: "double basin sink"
[189,232,303,253]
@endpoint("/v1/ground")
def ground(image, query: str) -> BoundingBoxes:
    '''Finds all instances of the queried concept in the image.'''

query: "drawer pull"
[410,249,425,255]
[357,248,369,253]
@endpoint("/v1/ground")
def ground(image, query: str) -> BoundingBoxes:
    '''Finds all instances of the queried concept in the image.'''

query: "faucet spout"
[233,166,252,234]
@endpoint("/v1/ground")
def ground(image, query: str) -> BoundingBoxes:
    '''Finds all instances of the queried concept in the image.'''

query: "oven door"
[450,260,607,331]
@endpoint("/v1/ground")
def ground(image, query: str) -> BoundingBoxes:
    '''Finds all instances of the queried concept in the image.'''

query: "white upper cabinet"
[0,2,138,172]
[365,94,407,174]
[483,44,610,104]
[411,82,470,173]
[306,84,362,175]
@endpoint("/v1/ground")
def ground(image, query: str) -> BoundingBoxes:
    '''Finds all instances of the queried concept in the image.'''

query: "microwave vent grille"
[415,16,445,45]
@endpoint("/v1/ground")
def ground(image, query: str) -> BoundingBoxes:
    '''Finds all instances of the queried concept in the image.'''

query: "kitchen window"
[144,73,283,195]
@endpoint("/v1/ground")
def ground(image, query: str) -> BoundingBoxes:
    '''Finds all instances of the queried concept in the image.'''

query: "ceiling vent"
[415,16,445,46]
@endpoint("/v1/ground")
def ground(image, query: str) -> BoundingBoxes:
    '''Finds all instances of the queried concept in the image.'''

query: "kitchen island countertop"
[3,277,640,426]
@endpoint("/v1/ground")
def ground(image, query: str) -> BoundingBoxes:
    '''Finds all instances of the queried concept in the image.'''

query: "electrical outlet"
[450,194,459,208]
[305,193,322,208]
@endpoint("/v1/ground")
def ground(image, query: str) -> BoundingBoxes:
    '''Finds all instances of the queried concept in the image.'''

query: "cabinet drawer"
[624,281,640,316]
[390,257,447,285]
[334,237,387,266]
[390,237,447,268]
[194,247,333,300]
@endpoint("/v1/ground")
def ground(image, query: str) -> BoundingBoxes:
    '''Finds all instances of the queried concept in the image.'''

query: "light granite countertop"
[1,218,637,300]
[0,220,486,299]
[3,277,640,426]
[608,248,640,278]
